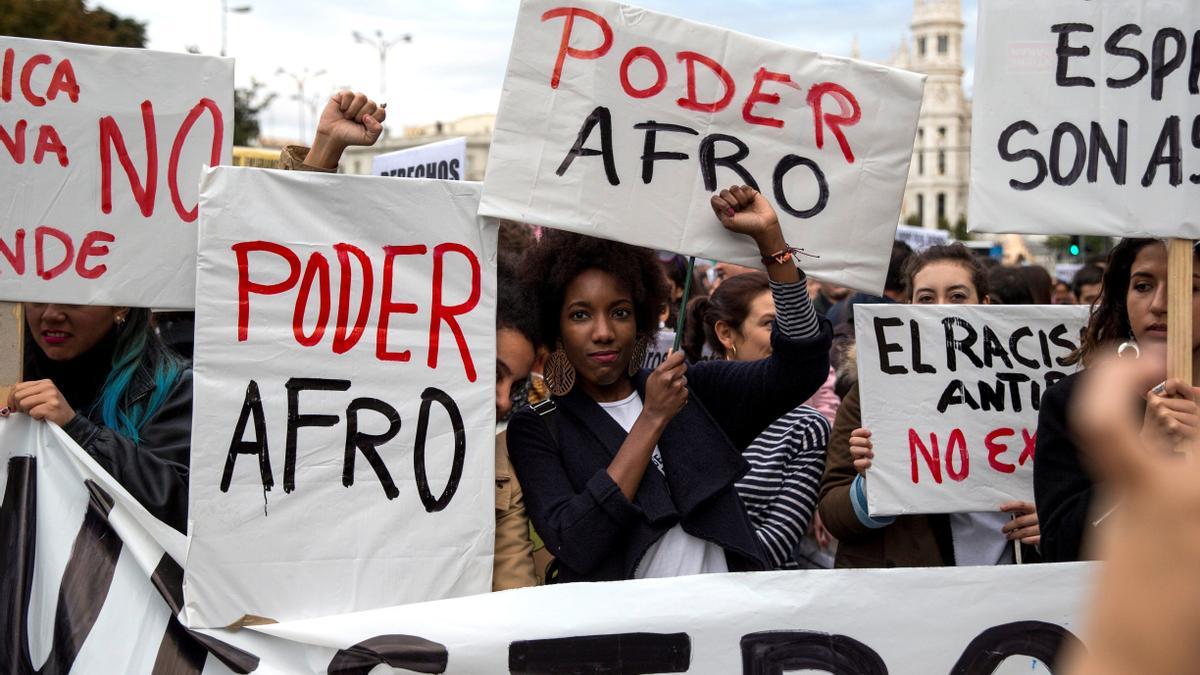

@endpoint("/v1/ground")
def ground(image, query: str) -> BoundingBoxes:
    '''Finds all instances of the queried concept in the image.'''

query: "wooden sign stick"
[0,302,24,407]
[1167,239,1194,454]
[1167,239,1193,385]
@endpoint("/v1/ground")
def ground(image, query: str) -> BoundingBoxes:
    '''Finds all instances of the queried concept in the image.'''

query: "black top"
[1033,372,1095,562]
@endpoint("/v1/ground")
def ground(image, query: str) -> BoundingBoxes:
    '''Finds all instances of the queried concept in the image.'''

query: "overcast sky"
[99,0,978,143]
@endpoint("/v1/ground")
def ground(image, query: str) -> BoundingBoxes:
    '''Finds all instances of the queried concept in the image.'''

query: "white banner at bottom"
[1,415,1093,674]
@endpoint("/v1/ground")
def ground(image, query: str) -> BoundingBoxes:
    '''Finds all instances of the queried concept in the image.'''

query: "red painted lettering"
[74,231,114,279]
[233,241,301,342]
[293,252,331,347]
[168,98,224,222]
[541,7,613,89]
[742,67,794,128]
[1,48,13,102]
[0,229,25,275]
[807,82,862,163]
[676,51,735,113]
[986,428,1017,474]
[428,242,481,381]
[1019,428,1037,465]
[945,428,969,482]
[34,226,72,280]
[620,46,667,99]
[0,120,27,163]
[377,245,427,362]
[908,428,942,484]
[33,125,68,166]
[99,100,158,217]
[19,53,51,107]
[333,243,374,355]
[46,59,79,103]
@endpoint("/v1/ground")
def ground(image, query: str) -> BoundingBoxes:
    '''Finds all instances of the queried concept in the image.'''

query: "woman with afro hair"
[507,186,831,583]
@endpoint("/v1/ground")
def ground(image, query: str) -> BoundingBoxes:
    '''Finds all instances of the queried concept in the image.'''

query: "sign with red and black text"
[186,168,497,627]
[0,37,232,307]
[856,305,1089,515]
[479,0,925,294]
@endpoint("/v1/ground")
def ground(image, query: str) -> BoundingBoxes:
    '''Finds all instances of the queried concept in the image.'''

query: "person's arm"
[687,187,831,448]
[1034,376,1096,562]
[64,373,192,533]
[817,384,894,540]
[278,90,386,172]
[743,411,829,568]
[493,433,538,591]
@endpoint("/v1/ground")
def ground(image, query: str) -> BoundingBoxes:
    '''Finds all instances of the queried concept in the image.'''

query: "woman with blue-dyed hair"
[9,303,191,532]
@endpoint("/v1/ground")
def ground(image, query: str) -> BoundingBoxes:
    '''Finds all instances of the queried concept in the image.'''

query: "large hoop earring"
[544,343,576,396]
[1117,339,1140,359]
[629,337,649,376]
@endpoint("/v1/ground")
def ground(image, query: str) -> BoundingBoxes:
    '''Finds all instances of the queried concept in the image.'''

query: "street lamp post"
[220,0,252,57]
[353,29,411,136]
[277,67,326,143]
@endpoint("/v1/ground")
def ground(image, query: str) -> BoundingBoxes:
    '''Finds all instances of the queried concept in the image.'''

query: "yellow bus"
[232,146,281,169]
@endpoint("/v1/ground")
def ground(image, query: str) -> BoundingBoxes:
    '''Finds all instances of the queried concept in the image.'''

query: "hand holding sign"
[644,350,688,425]
[849,427,874,475]
[7,379,74,426]
[1140,378,1200,454]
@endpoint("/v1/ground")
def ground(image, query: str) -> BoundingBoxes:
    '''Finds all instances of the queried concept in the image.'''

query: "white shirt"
[597,391,728,579]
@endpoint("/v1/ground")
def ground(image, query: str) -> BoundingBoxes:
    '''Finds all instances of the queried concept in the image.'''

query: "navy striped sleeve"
[770,277,820,340]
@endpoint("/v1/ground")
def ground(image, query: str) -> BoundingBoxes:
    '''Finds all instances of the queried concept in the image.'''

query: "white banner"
[186,168,497,627]
[373,137,467,179]
[969,0,1200,238]
[479,0,926,294]
[855,305,1089,515]
[2,416,1093,674]
[0,37,233,307]
[895,224,951,252]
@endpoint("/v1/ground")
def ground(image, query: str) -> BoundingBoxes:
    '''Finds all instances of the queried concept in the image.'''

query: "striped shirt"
[732,278,827,568]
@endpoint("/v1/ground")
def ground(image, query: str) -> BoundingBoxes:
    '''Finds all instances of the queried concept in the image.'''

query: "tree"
[952,215,972,241]
[233,79,277,146]
[0,0,146,47]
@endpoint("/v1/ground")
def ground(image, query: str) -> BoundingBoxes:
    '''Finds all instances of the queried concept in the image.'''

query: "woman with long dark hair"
[507,186,831,582]
[9,304,191,531]
[1035,239,1200,562]
[683,272,830,569]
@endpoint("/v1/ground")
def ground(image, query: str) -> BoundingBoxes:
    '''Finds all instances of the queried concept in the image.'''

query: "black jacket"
[508,320,832,583]
[61,369,193,533]
[1033,372,1095,562]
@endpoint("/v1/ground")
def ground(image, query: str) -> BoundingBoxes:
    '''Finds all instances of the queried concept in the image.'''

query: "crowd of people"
[8,89,1200,666]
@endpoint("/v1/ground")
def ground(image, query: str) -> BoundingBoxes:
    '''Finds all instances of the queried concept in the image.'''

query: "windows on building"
[917,194,925,225]
[918,37,927,57]
[937,193,946,224]
[938,150,946,176]
[938,34,949,55]
[918,150,925,175]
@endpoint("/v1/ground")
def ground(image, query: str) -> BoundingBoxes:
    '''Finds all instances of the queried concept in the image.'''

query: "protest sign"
[895,224,951,252]
[0,37,232,308]
[855,304,1089,515]
[185,168,497,627]
[969,0,1200,238]
[0,415,1093,674]
[641,328,716,369]
[373,137,467,179]
[479,0,926,294]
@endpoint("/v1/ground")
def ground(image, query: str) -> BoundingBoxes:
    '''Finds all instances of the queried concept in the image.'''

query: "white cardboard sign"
[479,0,926,294]
[856,305,1089,515]
[185,168,497,627]
[2,416,1091,674]
[970,0,1200,238]
[372,137,467,179]
[0,37,233,307]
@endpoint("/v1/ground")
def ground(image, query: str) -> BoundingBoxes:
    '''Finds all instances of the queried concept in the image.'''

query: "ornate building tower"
[895,0,971,230]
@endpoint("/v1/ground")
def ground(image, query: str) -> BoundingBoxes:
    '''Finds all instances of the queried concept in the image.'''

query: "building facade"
[892,0,972,231]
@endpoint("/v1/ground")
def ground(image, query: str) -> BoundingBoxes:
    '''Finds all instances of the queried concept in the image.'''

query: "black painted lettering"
[772,155,828,219]
[557,106,620,186]
[699,133,759,192]
[222,380,274,493]
[1051,23,1096,88]
[998,121,1047,191]
[634,121,698,184]
[414,387,467,512]
[344,397,402,499]
[284,377,351,493]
